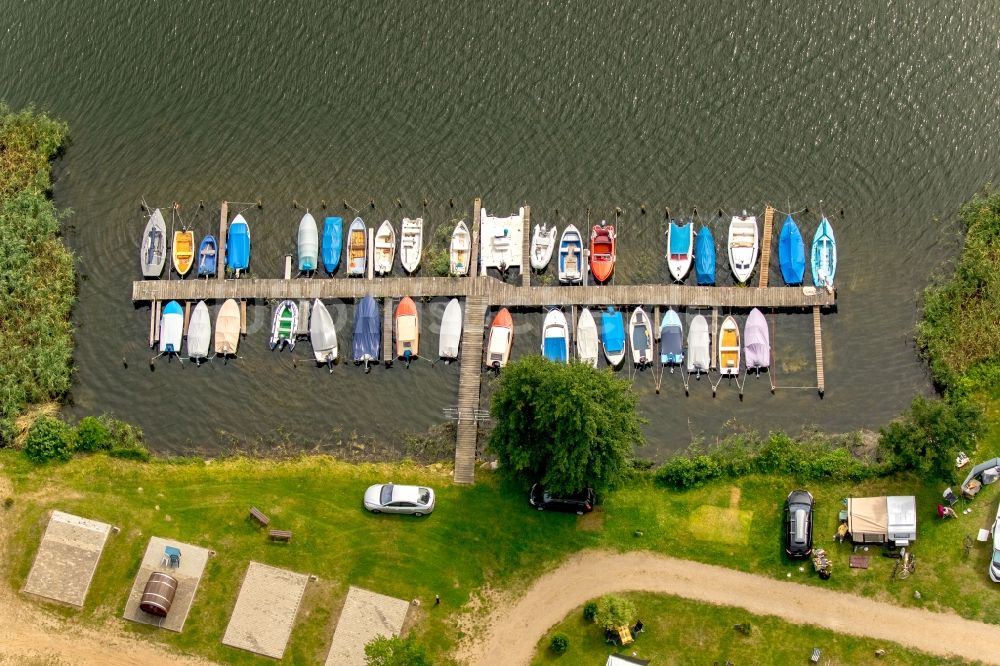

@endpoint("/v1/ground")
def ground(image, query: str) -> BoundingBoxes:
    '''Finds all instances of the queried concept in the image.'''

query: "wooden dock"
[454,296,489,484]
[383,297,394,365]
[758,205,775,288]
[217,202,228,281]
[813,305,825,396]
[521,206,531,287]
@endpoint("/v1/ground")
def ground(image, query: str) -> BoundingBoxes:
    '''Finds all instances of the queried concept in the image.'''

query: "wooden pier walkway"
[454,296,489,484]
[758,205,775,288]
[813,305,825,396]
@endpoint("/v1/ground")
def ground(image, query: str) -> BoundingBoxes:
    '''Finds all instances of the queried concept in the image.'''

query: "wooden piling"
[711,307,718,369]
[148,302,157,348]
[758,205,775,288]
[653,306,660,341]
[473,197,483,277]
[152,300,161,347]
[284,255,292,280]
[367,228,374,280]
[183,301,191,336]
[239,300,247,335]
[813,305,825,396]
[521,205,531,287]
[383,297,394,365]
[217,201,228,281]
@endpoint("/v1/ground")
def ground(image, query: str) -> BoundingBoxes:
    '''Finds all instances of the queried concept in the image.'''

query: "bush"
[583,600,598,622]
[550,632,569,654]
[99,415,150,461]
[75,416,111,452]
[878,395,984,480]
[592,594,636,631]
[24,415,74,463]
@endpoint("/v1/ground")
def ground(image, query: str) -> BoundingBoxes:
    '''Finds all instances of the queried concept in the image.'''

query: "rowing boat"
[450,221,471,276]
[400,218,423,273]
[590,223,616,283]
[718,315,741,376]
[172,229,195,277]
[347,217,367,276]
[140,209,166,278]
[373,220,396,275]
[558,224,584,284]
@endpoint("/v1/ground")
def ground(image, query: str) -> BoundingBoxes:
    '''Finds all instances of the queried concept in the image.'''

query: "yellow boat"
[172,230,195,276]
[718,315,741,376]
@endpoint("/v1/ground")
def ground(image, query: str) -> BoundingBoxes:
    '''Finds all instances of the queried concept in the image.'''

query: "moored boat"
[686,315,711,377]
[558,224,584,284]
[226,214,251,275]
[140,209,167,278]
[395,296,419,364]
[269,300,298,351]
[172,229,195,277]
[297,212,319,273]
[628,306,653,368]
[214,298,241,356]
[600,307,626,367]
[347,217,367,276]
[728,212,758,283]
[484,308,514,369]
[186,301,211,362]
[589,223,616,283]
[530,223,557,270]
[778,214,806,285]
[811,216,837,289]
[159,301,184,355]
[695,225,716,285]
[197,235,217,277]
[352,295,381,370]
[450,221,471,276]
[718,315,741,376]
[541,309,569,363]
[373,220,396,275]
[667,220,694,282]
[744,308,770,374]
[400,218,423,273]
[310,299,338,368]
[576,307,599,368]
[322,216,343,274]
[439,298,462,360]
[659,308,684,368]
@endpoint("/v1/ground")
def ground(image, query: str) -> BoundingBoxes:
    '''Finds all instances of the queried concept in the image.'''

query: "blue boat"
[541,309,569,363]
[197,234,217,277]
[600,307,626,367]
[778,214,806,285]
[695,226,716,285]
[226,214,251,274]
[811,216,837,288]
[659,308,684,367]
[352,295,381,371]
[322,216,343,274]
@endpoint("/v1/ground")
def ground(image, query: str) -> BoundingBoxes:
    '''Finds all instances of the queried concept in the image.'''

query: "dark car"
[784,489,814,557]
[529,484,595,514]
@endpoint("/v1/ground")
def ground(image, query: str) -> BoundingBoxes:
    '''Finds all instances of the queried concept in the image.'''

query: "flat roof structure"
[23,510,112,607]
[222,561,309,659]
[325,586,410,666]
[123,536,210,632]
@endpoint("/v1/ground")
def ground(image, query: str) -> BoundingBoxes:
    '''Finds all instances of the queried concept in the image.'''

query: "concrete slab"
[123,536,210,632]
[222,561,309,659]
[325,586,410,666]
[23,510,112,607]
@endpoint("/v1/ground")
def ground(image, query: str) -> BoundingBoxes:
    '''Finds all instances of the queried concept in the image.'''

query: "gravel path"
[458,549,1000,665]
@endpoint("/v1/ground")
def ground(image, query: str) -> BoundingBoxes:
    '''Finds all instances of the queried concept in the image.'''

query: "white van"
[991,501,1000,583]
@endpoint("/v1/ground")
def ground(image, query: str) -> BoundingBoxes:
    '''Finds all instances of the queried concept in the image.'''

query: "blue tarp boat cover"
[352,295,381,361]
[669,222,692,255]
[778,215,806,285]
[695,226,715,285]
[601,308,625,354]
[322,216,343,273]
[543,337,567,363]
[227,220,250,270]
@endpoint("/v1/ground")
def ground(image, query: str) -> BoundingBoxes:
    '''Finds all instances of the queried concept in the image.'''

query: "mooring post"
[240,300,247,335]
[183,301,191,336]
[218,201,228,281]
[367,228,374,280]
[152,300,161,347]
[284,255,292,280]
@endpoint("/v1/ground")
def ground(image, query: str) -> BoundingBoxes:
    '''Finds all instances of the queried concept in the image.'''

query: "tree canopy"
[878,395,984,480]
[487,356,644,494]
[364,634,430,666]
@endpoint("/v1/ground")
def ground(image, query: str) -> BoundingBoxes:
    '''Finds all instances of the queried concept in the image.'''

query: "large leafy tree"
[488,356,644,494]
[878,395,984,480]
[364,634,430,666]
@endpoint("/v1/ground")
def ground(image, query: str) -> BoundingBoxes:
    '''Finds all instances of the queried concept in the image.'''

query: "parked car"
[784,489,814,557]
[363,483,435,516]
[990,500,1000,582]
[529,484,595,514]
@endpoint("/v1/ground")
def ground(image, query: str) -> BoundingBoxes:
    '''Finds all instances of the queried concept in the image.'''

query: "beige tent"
[846,496,916,546]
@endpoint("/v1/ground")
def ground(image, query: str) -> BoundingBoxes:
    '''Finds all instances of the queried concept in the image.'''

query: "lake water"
[2,1,999,458]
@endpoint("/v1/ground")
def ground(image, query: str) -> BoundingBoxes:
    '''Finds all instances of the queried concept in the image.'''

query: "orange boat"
[172,229,195,276]
[484,307,514,369]
[589,224,616,283]
[395,296,419,363]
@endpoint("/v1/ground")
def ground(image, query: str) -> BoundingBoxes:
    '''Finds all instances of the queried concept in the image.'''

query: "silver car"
[363,483,435,516]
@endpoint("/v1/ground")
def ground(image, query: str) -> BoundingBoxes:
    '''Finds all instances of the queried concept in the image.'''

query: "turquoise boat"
[322,216,343,273]
[811,216,837,288]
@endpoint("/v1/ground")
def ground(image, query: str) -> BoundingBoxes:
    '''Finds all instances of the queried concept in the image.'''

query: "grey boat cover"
[687,314,711,372]
[744,308,770,370]
[662,324,682,360]
[353,295,381,361]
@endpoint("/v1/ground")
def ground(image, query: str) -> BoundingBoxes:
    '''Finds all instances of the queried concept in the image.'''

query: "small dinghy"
[811,216,837,289]
[186,301,212,362]
[214,299,241,357]
[718,315,741,377]
[297,212,319,273]
[728,212,758,283]
[659,308,684,369]
[310,299,338,369]
[373,220,396,275]
[558,224,584,284]
[686,314,711,377]
[140,208,167,278]
[484,308,514,370]
[667,220,694,282]
[439,298,463,360]
[541,309,569,363]
[347,217,367,276]
[450,221,471,276]
[226,214,251,275]
[695,225,716,285]
[590,223,616,283]
[530,223,557,270]
[159,301,184,356]
[269,300,298,351]
[197,235,217,277]
[322,216,343,274]
[576,307,599,368]
[600,307,626,367]
[395,296,419,365]
[353,295,381,370]
[744,308,770,375]
[778,214,806,285]
[400,218,423,273]
[172,229,195,277]
[629,306,654,368]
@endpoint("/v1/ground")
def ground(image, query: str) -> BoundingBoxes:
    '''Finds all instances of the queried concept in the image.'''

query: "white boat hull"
[439,298,462,359]
[186,301,212,359]
[576,308,599,367]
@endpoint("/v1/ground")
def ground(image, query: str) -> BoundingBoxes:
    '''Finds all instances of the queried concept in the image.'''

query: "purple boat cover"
[744,308,770,369]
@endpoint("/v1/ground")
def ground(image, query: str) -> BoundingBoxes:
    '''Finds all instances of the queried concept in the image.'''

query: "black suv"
[784,489,814,558]
[529,484,596,514]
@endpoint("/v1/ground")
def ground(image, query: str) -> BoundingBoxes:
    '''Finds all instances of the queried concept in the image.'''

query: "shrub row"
[24,414,150,464]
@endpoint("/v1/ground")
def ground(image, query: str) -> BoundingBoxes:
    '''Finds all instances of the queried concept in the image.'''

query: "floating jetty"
[133,202,835,484]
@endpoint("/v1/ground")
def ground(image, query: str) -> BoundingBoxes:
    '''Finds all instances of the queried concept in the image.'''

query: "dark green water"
[2,2,999,457]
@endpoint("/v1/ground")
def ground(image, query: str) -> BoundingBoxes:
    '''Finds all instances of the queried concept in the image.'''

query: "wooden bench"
[268,529,292,542]
[248,507,270,527]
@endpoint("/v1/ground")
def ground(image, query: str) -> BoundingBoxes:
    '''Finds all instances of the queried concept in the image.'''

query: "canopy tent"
[846,496,916,546]
[962,457,1000,492]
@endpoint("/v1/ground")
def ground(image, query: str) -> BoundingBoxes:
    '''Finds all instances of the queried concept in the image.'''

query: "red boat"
[590,224,616,283]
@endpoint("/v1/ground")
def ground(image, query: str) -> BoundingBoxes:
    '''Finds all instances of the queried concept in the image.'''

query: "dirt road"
[457,549,1000,665]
